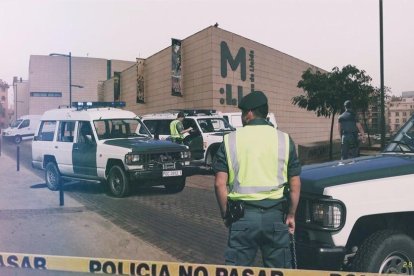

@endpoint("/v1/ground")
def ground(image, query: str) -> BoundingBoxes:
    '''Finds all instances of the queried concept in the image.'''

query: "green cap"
[238,91,268,110]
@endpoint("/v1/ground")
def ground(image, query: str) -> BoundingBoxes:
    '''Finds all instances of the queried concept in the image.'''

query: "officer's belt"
[242,199,286,211]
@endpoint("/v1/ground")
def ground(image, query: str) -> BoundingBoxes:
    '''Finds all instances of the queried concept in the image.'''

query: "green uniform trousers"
[224,204,292,268]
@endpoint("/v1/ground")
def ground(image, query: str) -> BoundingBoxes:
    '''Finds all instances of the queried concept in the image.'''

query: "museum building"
[100,26,339,155]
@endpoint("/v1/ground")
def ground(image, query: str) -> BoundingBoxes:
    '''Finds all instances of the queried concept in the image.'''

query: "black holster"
[224,200,245,224]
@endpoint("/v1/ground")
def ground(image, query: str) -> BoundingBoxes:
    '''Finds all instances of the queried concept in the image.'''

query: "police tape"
[0,252,383,276]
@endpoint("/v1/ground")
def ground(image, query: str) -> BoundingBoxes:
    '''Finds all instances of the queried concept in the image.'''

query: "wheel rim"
[110,169,123,194]
[379,251,413,274]
[47,168,56,188]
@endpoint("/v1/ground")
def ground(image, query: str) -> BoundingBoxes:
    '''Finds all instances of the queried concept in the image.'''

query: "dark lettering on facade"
[249,50,255,93]
[220,41,246,81]
[219,41,256,106]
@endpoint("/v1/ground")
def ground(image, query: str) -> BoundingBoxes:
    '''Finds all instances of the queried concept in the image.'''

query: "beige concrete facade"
[14,80,29,120]
[28,55,134,115]
[387,96,414,133]
[104,26,339,149]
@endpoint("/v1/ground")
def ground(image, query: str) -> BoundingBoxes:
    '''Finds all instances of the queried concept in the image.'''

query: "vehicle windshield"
[384,118,414,153]
[10,119,22,128]
[197,118,235,133]
[93,118,152,140]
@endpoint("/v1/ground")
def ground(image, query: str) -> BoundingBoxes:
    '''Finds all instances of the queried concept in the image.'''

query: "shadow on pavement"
[30,183,47,189]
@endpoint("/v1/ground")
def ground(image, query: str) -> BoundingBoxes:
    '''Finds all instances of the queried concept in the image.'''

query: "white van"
[2,115,41,144]
[219,112,277,129]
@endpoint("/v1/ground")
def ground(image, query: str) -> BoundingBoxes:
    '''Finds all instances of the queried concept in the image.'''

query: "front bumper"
[296,240,346,271]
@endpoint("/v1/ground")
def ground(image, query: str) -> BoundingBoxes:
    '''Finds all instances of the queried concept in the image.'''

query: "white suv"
[141,110,235,165]
[32,102,191,197]
[295,114,414,274]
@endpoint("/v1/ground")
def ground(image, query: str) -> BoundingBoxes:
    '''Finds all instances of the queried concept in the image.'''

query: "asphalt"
[0,152,177,274]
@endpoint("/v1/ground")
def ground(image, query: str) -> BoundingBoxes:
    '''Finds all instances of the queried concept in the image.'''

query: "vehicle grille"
[144,152,181,170]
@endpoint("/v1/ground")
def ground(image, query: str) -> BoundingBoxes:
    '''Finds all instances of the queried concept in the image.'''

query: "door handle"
[54,146,58,149]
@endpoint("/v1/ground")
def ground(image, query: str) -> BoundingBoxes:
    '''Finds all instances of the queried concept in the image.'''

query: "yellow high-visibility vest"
[170,119,183,139]
[224,125,290,201]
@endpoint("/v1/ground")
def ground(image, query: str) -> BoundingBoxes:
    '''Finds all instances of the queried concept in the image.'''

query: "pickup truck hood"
[104,138,187,153]
[300,154,414,194]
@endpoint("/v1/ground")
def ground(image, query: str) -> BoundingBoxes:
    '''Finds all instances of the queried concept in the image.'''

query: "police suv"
[296,115,414,274]
[31,102,191,197]
[141,110,235,165]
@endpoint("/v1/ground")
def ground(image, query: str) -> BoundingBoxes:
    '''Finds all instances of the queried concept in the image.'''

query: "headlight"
[310,200,345,230]
[125,153,144,165]
[296,197,346,231]
[180,151,191,159]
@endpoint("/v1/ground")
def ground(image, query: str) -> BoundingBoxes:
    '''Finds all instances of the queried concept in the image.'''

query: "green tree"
[292,65,376,160]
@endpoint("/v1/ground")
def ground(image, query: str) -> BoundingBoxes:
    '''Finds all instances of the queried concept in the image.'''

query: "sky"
[1,0,413,105]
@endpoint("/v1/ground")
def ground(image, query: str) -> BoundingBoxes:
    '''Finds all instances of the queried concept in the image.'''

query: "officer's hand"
[285,214,295,234]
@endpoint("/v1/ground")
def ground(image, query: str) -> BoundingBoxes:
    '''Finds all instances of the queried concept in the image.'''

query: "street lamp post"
[13,77,21,121]
[49,52,72,106]
[14,82,17,121]
[379,0,386,149]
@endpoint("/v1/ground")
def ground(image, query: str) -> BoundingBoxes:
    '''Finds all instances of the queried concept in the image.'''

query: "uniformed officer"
[213,91,302,268]
[338,100,366,159]
[169,112,192,144]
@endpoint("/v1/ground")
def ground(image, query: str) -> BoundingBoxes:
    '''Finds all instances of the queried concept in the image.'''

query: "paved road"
[1,139,265,265]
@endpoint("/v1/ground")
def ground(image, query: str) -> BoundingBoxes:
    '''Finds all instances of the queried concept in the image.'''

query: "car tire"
[352,230,414,274]
[14,135,22,144]
[45,162,61,191]
[108,165,130,198]
[164,177,186,193]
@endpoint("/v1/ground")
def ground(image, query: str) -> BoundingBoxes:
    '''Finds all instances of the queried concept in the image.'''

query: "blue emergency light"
[72,101,126,110]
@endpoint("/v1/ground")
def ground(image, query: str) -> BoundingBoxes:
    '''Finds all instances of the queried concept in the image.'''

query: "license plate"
[162,170,182,177]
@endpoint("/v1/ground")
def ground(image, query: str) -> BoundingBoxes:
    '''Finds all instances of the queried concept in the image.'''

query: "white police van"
[141,110,235,166]
[2,115,41,144]
[295,115,414,274]
[32,102,191,197]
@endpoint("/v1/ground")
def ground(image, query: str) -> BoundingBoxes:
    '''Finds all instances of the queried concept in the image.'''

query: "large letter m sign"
[220,41,246,81]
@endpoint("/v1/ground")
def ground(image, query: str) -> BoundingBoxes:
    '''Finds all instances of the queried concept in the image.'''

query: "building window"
[30,92,62,97]
[395,112,399,116]
[396,119,400,123]
[403,112,407,116]
[403,118,407,123]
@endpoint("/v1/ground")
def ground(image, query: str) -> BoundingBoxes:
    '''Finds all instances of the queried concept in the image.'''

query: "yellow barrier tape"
[0,252,391,275]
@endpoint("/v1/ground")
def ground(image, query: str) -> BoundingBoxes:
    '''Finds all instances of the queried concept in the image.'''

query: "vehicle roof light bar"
[72,101,126,110]
[167,109,217,116]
